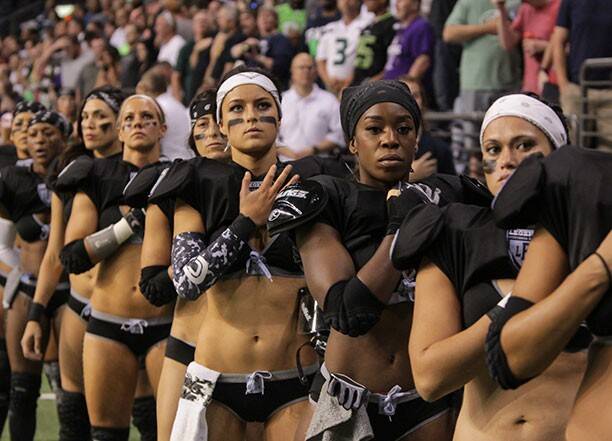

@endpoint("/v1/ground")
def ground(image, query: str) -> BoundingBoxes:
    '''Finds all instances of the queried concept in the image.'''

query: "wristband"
[27,302,46,323]
[232,214,257,242]
[112,217,136,243]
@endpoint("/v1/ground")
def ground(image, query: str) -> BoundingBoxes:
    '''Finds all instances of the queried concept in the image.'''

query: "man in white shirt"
[136,69,193,160]
[155,10,186,67]
[279,53,345,160]
[315,0,372,96]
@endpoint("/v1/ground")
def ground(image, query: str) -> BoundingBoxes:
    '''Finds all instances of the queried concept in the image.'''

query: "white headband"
[480,94,567,149]
[216,72,281,123]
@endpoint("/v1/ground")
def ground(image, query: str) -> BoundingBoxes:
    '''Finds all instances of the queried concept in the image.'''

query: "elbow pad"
[15,215,49,242]
[485,296,535,390]
[60,240,94,274]
[139,265,177,307]
[323,277,385,337]
[172,215,256,300]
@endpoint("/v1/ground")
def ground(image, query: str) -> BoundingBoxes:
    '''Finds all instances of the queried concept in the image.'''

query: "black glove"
[386,186,430,235]
[124,208,146,239]
[139,266,177,307]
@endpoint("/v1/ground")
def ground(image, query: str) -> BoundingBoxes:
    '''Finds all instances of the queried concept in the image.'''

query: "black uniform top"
[122,160,175,228]
[0,164,51,235]
[149,155,353,278]
[47,153,109,224]
[55,154,140,230]
[352,12,397,85]
[0,145,18,170]
[302,173,488,303]
[493,145,612,336]
[394,201,532,327]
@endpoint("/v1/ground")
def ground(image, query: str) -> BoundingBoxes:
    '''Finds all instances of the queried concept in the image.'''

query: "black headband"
[13,101,46,117]
[340,80,421,142]
[77,86,127,140]
[29,110,72,138]
[190,96,216,125]
[85,87,125,114]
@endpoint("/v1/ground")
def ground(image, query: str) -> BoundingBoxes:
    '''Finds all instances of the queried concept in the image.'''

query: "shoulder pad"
[267,180,329,236]
[493,154,545,229]
[404,174,461,207]
[459,175,494,206]
[289,156,354,180]
[147,160,193,204]
[391,203,444,271]
[309,173,343,192]
[123,162,172,208]
[55,156,95,192]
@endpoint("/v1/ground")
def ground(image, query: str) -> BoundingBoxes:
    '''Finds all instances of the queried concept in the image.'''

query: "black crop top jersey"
[304,173,488,304]
[493,146,612,336]
[55,154,139,230]
[0,164,51,224]
[47,153,108,224]
[394,202,533,327]
[0,145,18,169]
[149,155,352,278]
[123,160,175,228]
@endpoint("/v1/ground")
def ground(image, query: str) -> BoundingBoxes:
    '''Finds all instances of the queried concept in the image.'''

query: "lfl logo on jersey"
[37,183,51,207]
[506,228,534,270]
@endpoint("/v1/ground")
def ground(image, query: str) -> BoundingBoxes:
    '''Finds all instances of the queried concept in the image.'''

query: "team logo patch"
[37,183,51,207]
[181,372,215,405]
[401,182,441,205]
[267,181,328,236]
[506,228,534,270]
[184,255,209,285]
[249,180,262,191]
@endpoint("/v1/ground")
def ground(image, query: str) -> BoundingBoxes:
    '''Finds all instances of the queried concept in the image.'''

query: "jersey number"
[333,38,348,65]
[355,35,375,70]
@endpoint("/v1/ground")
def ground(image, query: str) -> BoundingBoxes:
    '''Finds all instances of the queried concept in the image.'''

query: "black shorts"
[314,365,452,440]
[366,395,451,440]
[165,335,195,366]
[66,291,91,322]
[87,310,172,360]
[212,365,318,423]
[14,274,69,317]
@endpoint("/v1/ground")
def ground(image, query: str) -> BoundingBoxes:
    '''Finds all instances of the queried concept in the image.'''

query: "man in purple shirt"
[383,0,435,103]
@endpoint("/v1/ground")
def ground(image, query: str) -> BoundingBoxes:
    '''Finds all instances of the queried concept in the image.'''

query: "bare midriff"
[325,303,415,393]
[195,275,316,373]
[170,296,208,345]
[455,351,587,441]
[566,342,612,441]
[17,237,47,276]
[91,244,173,319]
[69,267,97,299]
